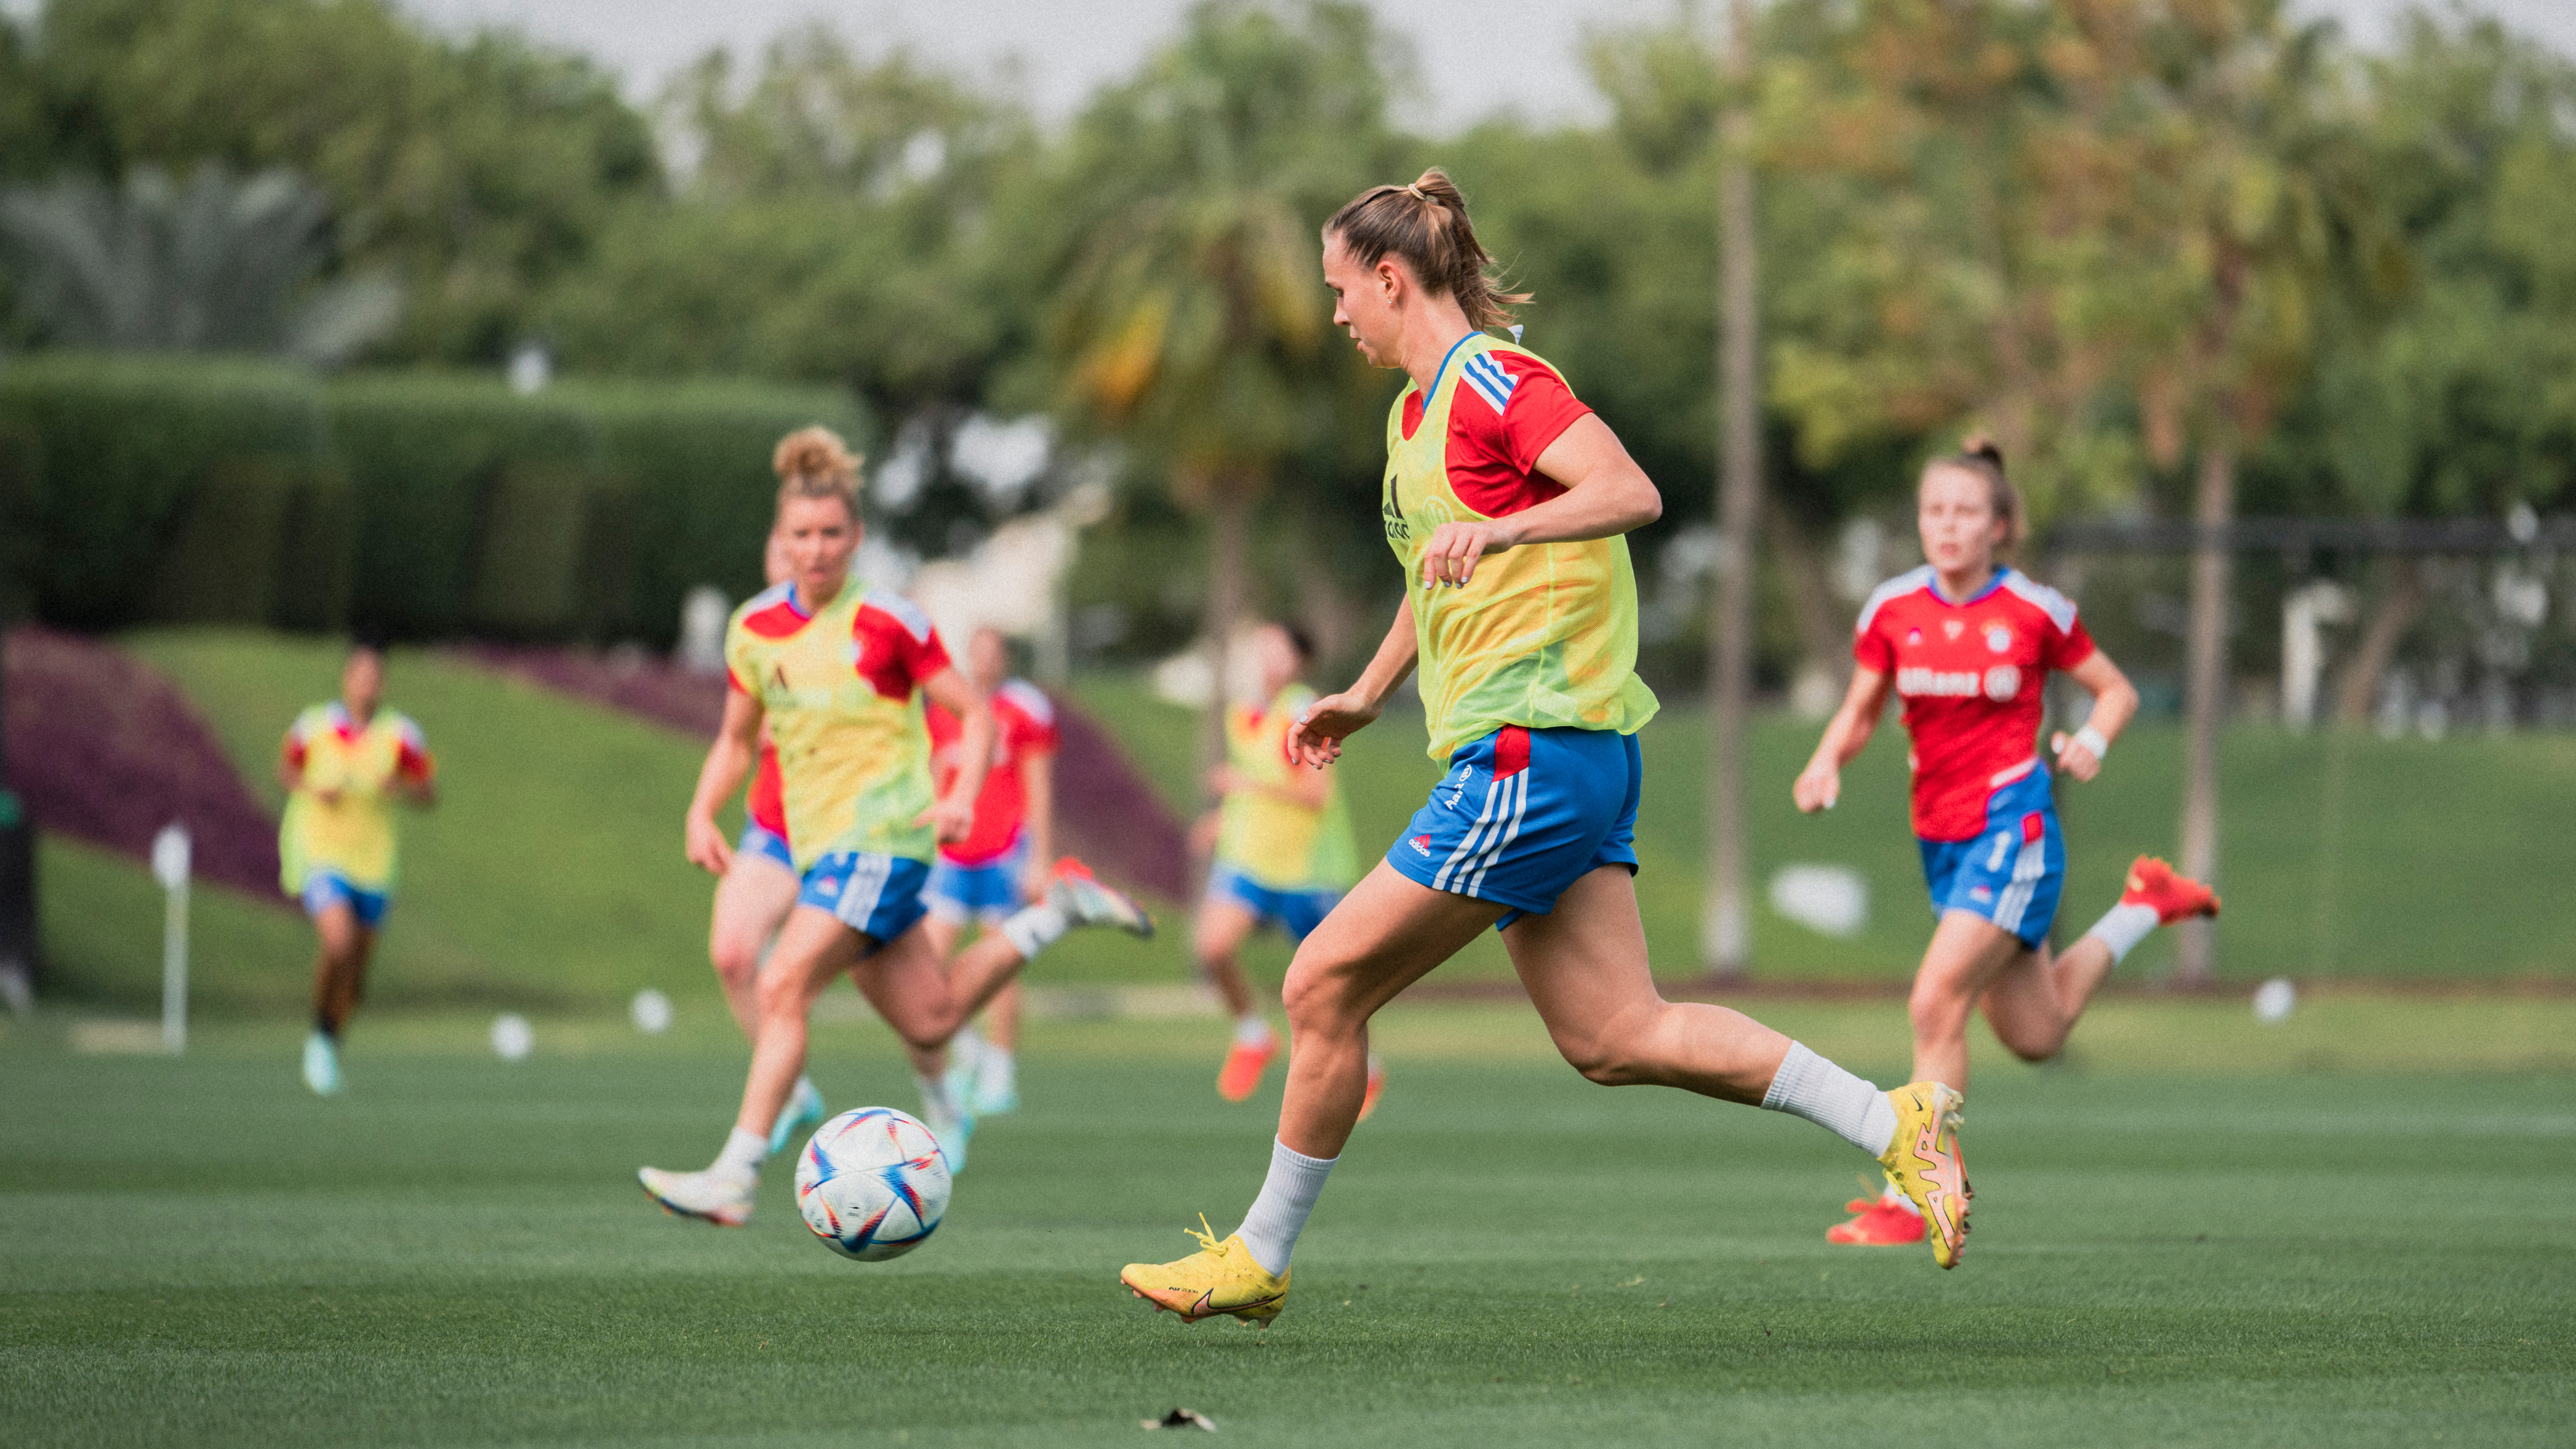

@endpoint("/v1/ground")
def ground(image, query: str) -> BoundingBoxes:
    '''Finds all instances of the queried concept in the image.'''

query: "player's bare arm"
[2048,650,2139,783]
[1414,414,1662,589]
[917,667,994,844]
[1018,746,1057,898]
[684,687,765,876]
[1287,596,1419,768]
[1796,666,1893,813]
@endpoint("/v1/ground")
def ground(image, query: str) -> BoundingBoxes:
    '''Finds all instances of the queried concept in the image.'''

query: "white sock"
[2084,901,2161,966]
[999,900,1069,959]
[1761,1041,1899,1156]
[982,1048,1015,1099]
[913,1071,960,1122]
[1234,1137,1336,1276]
[713,1126,767,1180]
[951,1026,989,1069]
[1233,1014,1276,1047]
[1879,1176,1920,1215]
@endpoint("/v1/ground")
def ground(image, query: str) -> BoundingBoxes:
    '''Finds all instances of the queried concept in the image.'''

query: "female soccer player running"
[923,625,1062,1116]
[640,429,1151,1225]
[279,640,436,1096]
[707,531,828,1154]
[1794,439,2219,1248]
[1121,172,1969,1325]
[1192,621,1378,1116]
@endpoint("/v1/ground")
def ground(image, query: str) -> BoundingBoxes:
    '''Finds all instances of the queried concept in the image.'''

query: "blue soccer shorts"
[925,837,1030,924]
[797,851,933,948]
[300,869,390,929]
[1206,863,1342,944]
[736,822,795,871]
[1387,724,1641,929]
[1916,764,2065,949]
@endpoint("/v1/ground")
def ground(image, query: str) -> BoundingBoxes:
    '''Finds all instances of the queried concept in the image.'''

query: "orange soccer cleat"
[2122,856,2221,924]
[1355,1056,1386,1123]
[1216,1035,1279,1102]
[1826,1191,1927,1246]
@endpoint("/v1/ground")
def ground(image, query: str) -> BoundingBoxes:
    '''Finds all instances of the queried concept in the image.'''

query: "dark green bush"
[0,354,330,628]
[0,354,869,642]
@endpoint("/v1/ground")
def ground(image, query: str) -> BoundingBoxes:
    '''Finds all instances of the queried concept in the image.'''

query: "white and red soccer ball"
[793,1107,952,1261]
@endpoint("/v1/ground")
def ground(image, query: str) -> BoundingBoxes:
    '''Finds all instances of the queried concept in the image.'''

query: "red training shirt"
[924,678,1061,867]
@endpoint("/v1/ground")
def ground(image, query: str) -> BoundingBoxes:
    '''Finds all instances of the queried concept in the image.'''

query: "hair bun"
[772,426,858,485]
[1961,433,2004,467]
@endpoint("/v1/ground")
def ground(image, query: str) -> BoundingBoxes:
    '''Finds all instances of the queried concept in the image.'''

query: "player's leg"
[1907,910,2029,1093]
[1122,862,1494,1323]
[638,904,860,1225]
[969,936,1023,1115]
[1981,856,2220,1063]
[709,843,799,1041]
[711,843,827,1150]
[301,884,368,1095]
[1195,886,1277,1100]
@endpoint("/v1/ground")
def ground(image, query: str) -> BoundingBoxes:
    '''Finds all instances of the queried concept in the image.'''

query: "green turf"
[4,999,2571,1447]
[36,630,2576,1018]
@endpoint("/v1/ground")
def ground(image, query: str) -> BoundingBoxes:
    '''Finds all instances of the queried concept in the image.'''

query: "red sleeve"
[1854,614,1896,674]
[2044,613,2097,672]
[393,719,435,782]
[851,597,951,700]
[281,732,308,773]
[726,667,752,695]
[995,683,1061,757]
[1444,351,1594,518]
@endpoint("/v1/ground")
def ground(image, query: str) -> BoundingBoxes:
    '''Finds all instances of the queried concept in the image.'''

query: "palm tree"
[1041,1,1395,776]
[0,164,400,365]
[2043,0,2398,982]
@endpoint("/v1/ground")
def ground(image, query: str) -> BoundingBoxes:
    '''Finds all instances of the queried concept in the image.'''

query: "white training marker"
[631,988,674,1035]
[2252,978,2296,1024]
[491,1012,535,1061]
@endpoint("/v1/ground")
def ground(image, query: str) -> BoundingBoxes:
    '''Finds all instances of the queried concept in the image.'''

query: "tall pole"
[1704,0,1760,980]
[2173,444,2232,986]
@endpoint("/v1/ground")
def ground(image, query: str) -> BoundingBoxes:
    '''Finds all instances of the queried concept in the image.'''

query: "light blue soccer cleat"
[767,1076,827,1156]
[301,1031,342,1097]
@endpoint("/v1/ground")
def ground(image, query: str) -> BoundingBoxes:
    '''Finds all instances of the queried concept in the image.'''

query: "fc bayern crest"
[1985,624,2012,653]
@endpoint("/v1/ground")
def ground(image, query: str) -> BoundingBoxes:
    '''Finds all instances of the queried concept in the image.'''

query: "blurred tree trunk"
[1766,508,1850,708]
[2332,559,2425,725]
[2174,445,2233,987]
[1199,478,1251,809]
[1705,0,1759,981]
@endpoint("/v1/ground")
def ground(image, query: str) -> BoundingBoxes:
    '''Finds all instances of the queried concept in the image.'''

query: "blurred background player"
[923,625,1061,1116]
[707,530,827,1154]
[1794,437,2219,1248]
[641,427,1151,1226]
[1191,620,1378,1115]
[277,640,437,1096]
[1123,173,1970,1327]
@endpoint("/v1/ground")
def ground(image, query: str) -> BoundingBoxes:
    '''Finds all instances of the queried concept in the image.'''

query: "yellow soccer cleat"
[1877,1081,1970,1269]
[1119,1215,1290,1326]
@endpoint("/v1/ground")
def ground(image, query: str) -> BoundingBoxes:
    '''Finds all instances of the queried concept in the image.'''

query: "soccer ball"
[793,1107,952,1261]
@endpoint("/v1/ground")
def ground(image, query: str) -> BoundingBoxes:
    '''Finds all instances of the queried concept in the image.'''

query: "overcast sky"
[379,0,2576,131]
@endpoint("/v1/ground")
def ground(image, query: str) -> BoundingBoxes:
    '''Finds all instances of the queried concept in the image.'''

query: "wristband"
[2071,724,2111,762]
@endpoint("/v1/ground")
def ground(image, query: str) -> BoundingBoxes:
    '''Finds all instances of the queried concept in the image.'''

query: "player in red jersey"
[1795,437,2219,1246]
[706,531,827,1153]
[923,626,1061,1116]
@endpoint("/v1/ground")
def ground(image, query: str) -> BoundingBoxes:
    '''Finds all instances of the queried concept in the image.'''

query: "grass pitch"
[5,1000,2570,1447]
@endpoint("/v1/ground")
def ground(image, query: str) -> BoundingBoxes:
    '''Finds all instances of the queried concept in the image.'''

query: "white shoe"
[302,1032,342,1096]
[767,1077,827,1156]
[638,1165,755,1226]
[1046,858,1154,937]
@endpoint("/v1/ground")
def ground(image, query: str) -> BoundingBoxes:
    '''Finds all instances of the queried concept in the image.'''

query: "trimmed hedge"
[0,354,867,644]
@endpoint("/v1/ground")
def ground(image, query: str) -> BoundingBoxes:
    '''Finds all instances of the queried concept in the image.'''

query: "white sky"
[378,0,2576,131]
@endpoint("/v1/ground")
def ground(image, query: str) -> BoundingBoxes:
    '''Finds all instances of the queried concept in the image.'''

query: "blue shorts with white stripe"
[797,850,933,950]
[1387,724,1641,930]
[1916,764,2064,949]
